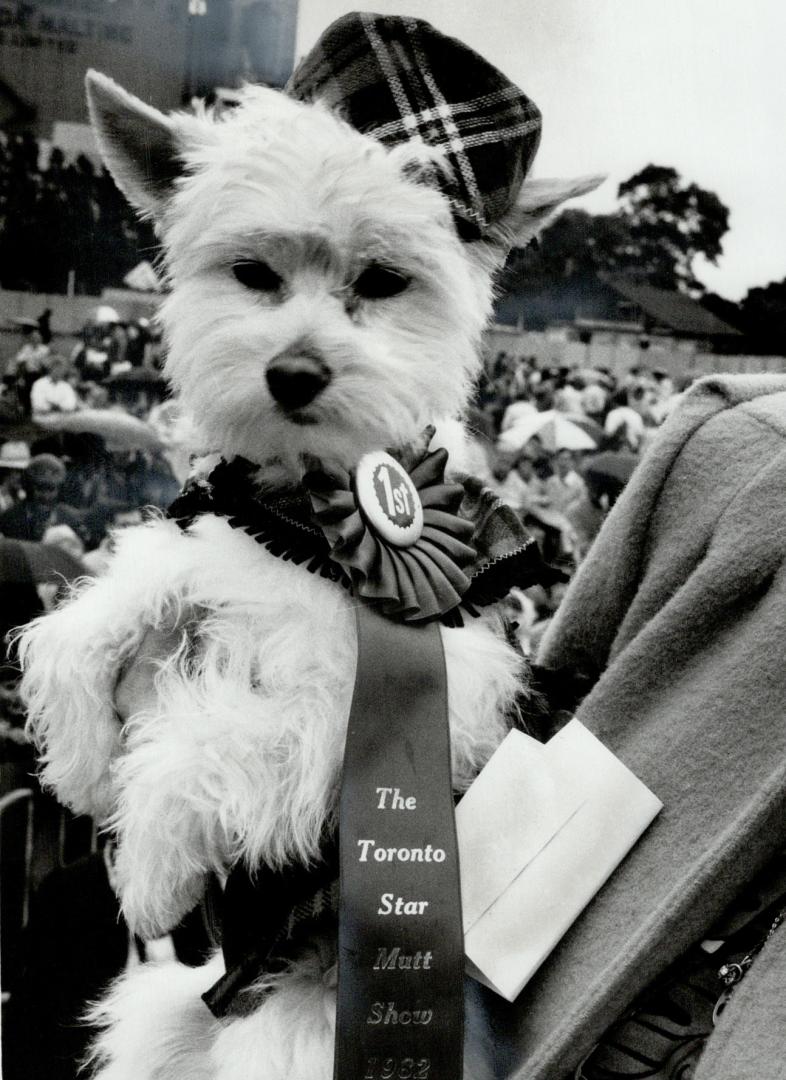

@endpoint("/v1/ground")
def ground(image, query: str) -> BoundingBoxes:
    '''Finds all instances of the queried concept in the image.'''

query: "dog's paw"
[86,957,222,1080]
[115,621,194,723]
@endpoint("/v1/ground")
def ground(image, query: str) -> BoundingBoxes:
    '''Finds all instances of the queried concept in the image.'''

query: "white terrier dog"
[19,14,600,1079]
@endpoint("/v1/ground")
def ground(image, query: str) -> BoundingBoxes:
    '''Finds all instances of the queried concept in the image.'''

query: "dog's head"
[87,71,601,484]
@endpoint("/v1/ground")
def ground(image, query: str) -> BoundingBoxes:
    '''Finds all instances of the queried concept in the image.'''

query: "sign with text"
[0,0,189,132]
[334,606,464,1080]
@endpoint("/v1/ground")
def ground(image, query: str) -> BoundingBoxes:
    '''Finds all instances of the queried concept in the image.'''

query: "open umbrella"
[93,305,120,325]
[500,410,598,454]
[0,541,86,673]
[34,409,164,452]
[564,413,605,444]
[103,369,166,388]
[583,451,638,505]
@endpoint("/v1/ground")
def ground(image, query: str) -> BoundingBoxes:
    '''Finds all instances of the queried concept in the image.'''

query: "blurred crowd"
[470,349,686,653]
[0,312,197,1079]
[0,331,690,684]
[0,309,189,680]
[0,131,156,295]
[2,304,165,415]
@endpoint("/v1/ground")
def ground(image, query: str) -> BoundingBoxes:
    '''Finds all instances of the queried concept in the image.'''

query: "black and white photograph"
[1,2,785,1078]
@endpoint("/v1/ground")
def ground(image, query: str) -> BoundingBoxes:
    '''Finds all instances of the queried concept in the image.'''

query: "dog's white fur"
[18,69,602,1079]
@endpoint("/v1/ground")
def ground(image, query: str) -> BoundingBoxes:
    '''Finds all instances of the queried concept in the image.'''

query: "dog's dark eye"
[232,260,283,292]
[354,265,410,300]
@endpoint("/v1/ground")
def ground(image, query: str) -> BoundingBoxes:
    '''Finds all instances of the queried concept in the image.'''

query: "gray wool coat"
[473,374,786,1080]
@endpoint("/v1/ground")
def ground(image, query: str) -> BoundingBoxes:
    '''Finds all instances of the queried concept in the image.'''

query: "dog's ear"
[86,70,185,217]
[499,174,606,248]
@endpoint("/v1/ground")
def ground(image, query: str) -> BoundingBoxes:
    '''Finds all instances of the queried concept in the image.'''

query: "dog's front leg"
[114,621,192,722]
[18,518,198,820]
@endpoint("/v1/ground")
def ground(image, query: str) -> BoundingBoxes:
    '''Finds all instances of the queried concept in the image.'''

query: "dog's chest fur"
[74,510,523,927]
[65,509,523,1080]
[145,509,525,803]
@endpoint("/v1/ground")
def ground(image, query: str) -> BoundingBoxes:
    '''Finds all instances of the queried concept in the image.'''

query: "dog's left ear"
[86,70,201,218]
[498,174,606,249]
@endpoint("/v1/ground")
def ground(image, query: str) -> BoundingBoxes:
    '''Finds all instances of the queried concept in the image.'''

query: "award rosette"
[305,446,477,623]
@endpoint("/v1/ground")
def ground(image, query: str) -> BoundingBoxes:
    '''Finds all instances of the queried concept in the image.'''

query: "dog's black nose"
[265,353,332,410]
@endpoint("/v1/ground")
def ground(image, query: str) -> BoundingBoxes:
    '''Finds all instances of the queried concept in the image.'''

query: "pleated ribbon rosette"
[304,447,478,623]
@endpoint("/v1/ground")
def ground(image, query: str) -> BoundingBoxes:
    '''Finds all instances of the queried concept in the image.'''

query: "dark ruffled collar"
[168,445,562,625]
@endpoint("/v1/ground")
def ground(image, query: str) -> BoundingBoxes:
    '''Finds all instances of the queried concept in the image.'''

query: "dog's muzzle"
[266,351,332,412]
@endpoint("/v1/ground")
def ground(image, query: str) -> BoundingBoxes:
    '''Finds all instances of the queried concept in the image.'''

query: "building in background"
[487,272,783,379]
[0,0,191,133]
[186,0,296,101]
[223,0,297,89]
[0,0,297,144]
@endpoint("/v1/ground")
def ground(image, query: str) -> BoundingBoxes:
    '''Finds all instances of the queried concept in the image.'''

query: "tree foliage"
[498,164,786,350]
[502,209,634,289]
[616,165,730,293]
[739,278,786,351]
[701,279,786,353]
[501,164,730,297]
[700,291,745,332]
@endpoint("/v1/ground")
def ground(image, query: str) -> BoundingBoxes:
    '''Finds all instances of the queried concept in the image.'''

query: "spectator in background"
[553,375,584,414]
[125,321,147,367]
[4,842,214,1080]
[514,451,550,513]
[650,369,677,424]
[515,450,578,564]
[580,381,608,425]
[82,383,110,409]
[11,326,50,414]
[37,307,53,345]
[0,539,44,682]
[0,381,16,422]
[81,506,145,575]
[0,454,84,543]
[72,324,109,383]
[508,357,533,399]
[144,324,166,371]
[0,131,157,297]
[490,444,554,525]
[500,395,538,432]
[37,524,87,608]
[0,442,30,514]
[524,434,552,480]
[41,523,85,562]
[603,381,657,453]
[106,322,129,374]
[487,443,531,510]
[545,448,587,514]
[30,355,80,416]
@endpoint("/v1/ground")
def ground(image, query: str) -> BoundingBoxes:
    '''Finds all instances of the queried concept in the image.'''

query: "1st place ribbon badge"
[333,605,465,1080]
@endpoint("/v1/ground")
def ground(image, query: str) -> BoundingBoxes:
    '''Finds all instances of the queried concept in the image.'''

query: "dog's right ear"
[86,70,183,217]
[499,174,607,249]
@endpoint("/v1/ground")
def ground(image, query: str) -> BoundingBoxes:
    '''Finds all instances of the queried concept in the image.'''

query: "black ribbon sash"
[168,448,559,1050]
[334,604,464,1080]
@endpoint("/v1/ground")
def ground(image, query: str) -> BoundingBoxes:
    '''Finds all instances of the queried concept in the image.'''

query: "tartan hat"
[288,12,541,240]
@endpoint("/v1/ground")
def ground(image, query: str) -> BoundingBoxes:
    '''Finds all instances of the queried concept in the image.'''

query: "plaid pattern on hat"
[288,12,541,239]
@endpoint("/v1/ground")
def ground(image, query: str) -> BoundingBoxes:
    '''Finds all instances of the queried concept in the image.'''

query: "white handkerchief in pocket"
[456,719,662,1002]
